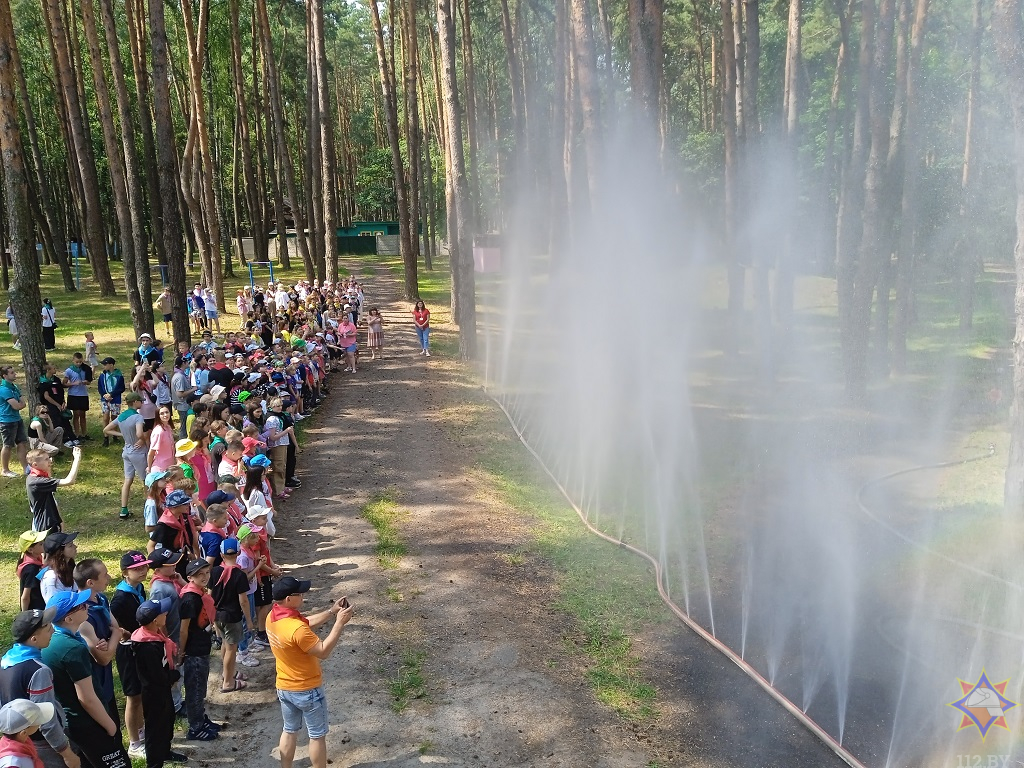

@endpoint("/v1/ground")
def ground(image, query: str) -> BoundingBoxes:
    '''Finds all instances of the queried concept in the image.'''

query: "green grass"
[360,487,407,568]
[388,649,427,712]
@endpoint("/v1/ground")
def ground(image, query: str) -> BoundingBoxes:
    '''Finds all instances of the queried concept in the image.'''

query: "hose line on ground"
[483,387,869,768]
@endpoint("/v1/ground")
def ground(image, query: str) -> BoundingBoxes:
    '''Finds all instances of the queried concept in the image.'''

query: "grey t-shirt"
[117,411,146,456]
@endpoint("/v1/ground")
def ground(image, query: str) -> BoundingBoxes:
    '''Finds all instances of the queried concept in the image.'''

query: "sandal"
[220,678,247,693]
[234,671,247,682]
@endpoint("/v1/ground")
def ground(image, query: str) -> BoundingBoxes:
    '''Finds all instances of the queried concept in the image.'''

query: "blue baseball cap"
[164,489,191,508]
[144,470,168,488]
[205,490,235,506]
[136,597,174,626]
[220,537,240,555]
[46,589,93,622]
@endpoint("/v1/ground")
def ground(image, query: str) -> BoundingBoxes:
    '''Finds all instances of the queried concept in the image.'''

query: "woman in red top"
[412,300,430,356]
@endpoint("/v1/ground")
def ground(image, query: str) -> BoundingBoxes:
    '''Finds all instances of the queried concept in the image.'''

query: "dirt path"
[185,266,654,768]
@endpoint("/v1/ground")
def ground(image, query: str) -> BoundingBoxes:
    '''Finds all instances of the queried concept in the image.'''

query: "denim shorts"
[278,686,329,739]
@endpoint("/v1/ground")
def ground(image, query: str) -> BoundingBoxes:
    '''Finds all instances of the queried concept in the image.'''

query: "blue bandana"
[0,644,42,669]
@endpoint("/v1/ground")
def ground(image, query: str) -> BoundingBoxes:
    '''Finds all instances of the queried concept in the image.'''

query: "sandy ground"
[178,266,844,768]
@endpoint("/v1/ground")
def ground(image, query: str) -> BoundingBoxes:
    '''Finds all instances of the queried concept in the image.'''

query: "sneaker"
[1,470,19,479]
[285,479,301,488]
[425,350,430,357]
[12,343,20,350]
[186,725,218,741]
[127,742,146,759]
[204,716,224,731]
[238,652,260,667]
[248,636,269,650]
[119,508,132,520]
[102,437,109,447]
[63,442,75,449]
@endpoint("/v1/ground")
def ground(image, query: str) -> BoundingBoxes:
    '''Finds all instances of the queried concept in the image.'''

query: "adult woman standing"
[337,314,358,373]
[40,298,57,351]
[147,405,176,473]
[413,300,430,356]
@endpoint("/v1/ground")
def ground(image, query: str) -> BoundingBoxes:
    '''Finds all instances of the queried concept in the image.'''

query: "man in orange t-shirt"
[265,577,353,768]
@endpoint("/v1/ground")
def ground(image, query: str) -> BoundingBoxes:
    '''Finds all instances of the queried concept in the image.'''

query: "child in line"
[178,559,222,740]
[39,532,77,604]
[131,597,185,767]
[367,307,384,359]
[237,522,281,649]
[0,699,57,768]
[199,502,230,566]
[211,538,258,691]
[148,548,185,718]
[110,551,151,759]
[15,531,47,611]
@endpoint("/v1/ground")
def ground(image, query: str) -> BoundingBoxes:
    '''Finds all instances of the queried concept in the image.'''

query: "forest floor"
[180,259,843,768]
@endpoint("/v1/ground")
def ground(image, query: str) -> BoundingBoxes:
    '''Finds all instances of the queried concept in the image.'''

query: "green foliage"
[360,487,407,568]
[355,147,397,219]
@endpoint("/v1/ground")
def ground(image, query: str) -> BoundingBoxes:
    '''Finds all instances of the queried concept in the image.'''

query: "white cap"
[0,699,56,735]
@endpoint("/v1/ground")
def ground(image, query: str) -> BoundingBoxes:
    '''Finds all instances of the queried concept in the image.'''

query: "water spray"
[484,386,871,768]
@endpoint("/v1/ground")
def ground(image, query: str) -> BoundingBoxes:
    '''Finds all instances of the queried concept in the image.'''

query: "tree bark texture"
[994,0,1024,511]
[437,0,477,358]
[148,0,190,343]
[0,0,46,401]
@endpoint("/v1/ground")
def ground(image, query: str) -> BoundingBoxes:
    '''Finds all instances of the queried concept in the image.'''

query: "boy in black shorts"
[109,551,151,760]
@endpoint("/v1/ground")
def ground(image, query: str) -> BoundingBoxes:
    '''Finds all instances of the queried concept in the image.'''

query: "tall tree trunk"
[774,0,801,327]
[311,0,339,282]
[994,0,1024,511]
[0,0,46,401]
[721,0,744,339]
[305,4,326,281]
[227,0,265,267]
[100,0,153,332]
[958,0,984,332]
[458,0,479,231]
[81,0,148,336]
[846,0,896,395]
[742,0,760,136]
[890,0,930,372]
[569,0,602,218]
[10,21,75,291]
[437,0,476,358]
[181,0,224,309]
[836,0,876,382]
[149,0,190,342]
[628,0,665,128]
[368,0,418,298]
[255,0,313,279]
[42,0,116,296]
[402,0,422,267]
[127,0,165,269]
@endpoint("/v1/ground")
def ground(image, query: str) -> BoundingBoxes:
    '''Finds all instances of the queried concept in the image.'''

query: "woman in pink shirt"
[338,315,358,373]
[147,405,176,473]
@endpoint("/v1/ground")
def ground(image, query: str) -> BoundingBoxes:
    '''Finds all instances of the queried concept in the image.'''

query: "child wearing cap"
[211,538,259,690]
[0,699,57,768]
[149,490,198,562]
[97,357,125,448]
[15,532,47,611]
[109,552,150,759]
[147,549,185,719]
[42,590,131,768]
[26,447,83,534]
[238,524,282,649]
[131,598,185,767]
[199,503,229,566]
[178,559,222,739]
[0,610,79,768]
[39,534,77,605]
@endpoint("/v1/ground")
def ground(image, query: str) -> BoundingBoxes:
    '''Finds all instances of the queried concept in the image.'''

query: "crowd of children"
[0,276,388,767]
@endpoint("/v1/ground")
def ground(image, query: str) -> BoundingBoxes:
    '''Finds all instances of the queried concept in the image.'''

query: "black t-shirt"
[209,365,233,390]
[179,592,214,657]
[210,565,248,623]
[26,475,61,533]
[18,562,44,610]
[110,585,146,634]
[149,522,180,552]
[37,378,64,410]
